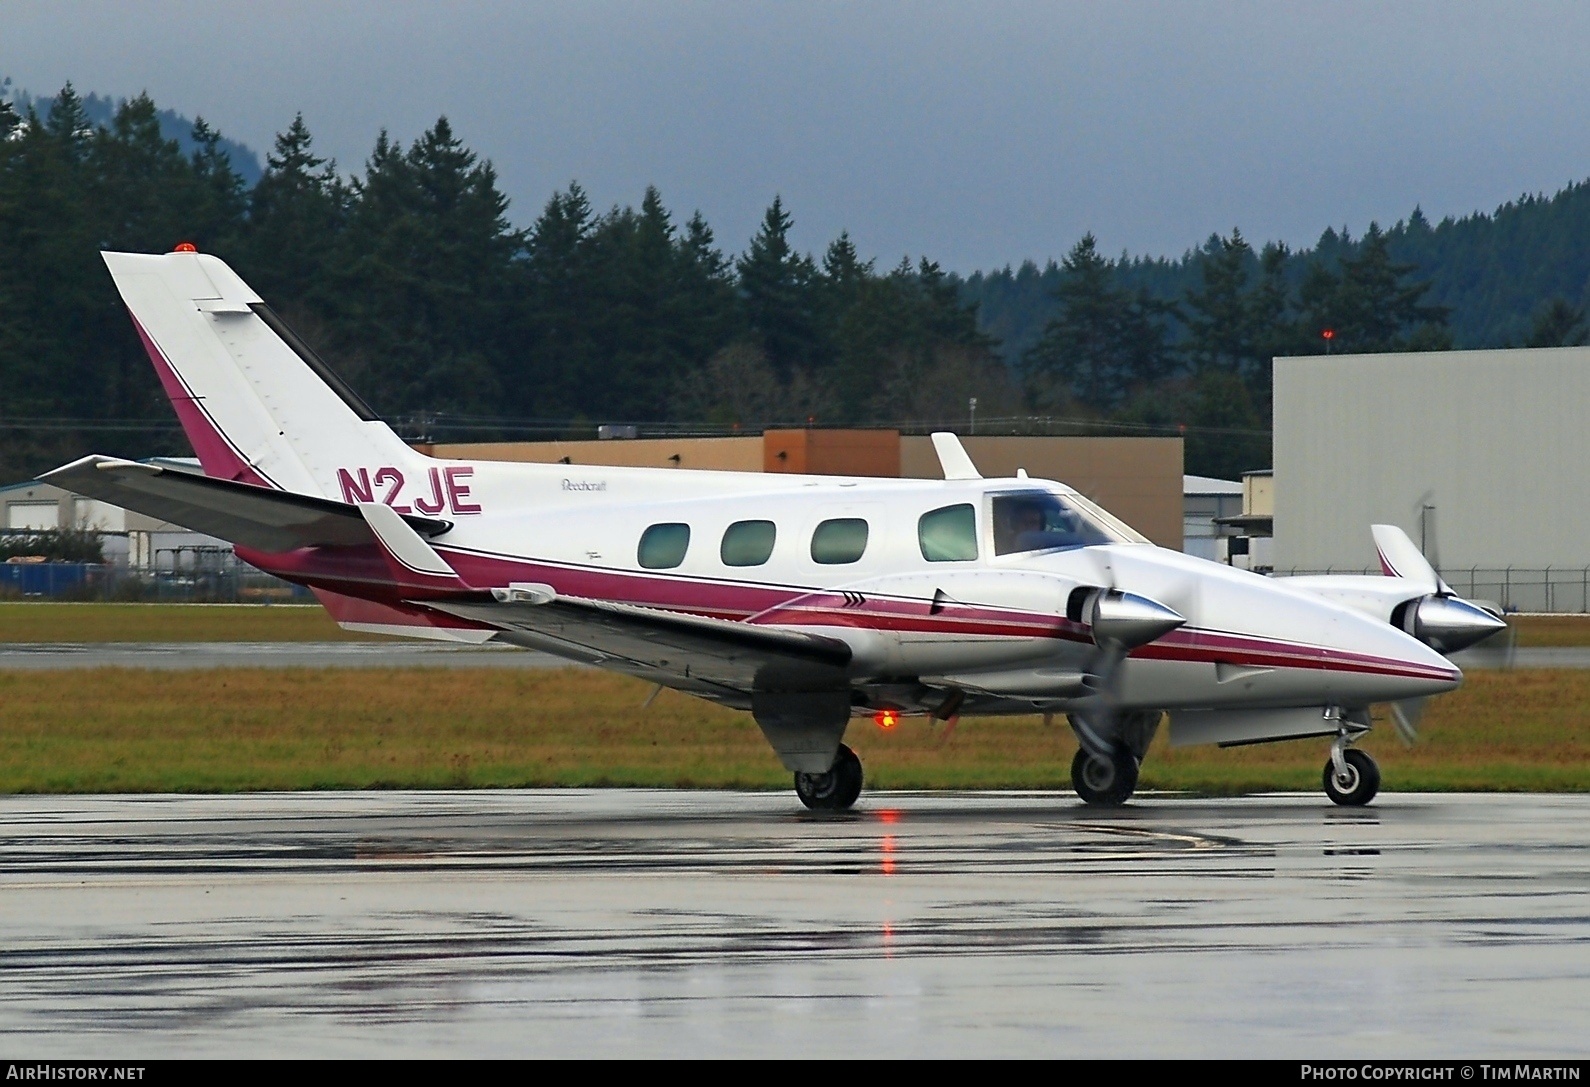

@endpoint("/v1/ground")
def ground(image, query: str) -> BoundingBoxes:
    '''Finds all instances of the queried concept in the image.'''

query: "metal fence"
[1275,567,1590,613]
[10,557,1590,612]
[0,562,314,603]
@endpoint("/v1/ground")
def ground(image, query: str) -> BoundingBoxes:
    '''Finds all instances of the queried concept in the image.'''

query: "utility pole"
[968,397,977,435]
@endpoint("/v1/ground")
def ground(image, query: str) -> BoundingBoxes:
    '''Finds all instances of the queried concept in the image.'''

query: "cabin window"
[638,523,691,569]
[811,518,869,564]
[919,504,978,562]
[991,491,1116,555]
[720,520,777,567]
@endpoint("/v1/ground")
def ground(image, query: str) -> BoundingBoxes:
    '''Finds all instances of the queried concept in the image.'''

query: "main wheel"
[1323,748,1380,806]
[1071,747,1138,807]
[794,743,864,811]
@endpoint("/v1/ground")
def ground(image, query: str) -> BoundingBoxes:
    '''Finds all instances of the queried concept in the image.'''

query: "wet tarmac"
[2,790,1588,1057]
[0,641,1581,670]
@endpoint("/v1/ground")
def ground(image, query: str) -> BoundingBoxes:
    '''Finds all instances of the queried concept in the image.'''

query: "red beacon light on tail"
[173,242,198,253]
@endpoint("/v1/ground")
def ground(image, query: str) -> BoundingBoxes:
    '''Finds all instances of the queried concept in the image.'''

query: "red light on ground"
[1321,328,1335,340]
[874,709,899,730]
[173,242,198,253]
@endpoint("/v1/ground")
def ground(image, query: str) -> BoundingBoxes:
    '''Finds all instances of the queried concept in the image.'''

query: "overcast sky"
[7,1,1590,272]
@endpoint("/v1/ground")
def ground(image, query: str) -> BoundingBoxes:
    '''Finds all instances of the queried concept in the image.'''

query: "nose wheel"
[1071,747,1139,807]
[794,743,863,811]
[1323,748,1380,806]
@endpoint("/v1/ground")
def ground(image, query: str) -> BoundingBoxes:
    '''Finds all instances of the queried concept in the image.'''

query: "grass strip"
[2,667,1586,794]
[0,602,372,643]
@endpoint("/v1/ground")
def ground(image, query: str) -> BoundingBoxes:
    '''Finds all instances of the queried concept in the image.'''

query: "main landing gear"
[1070,748,1139,807]
[1067,710,1158,807]
[794,743,863,812]
[1323,747,1380,807]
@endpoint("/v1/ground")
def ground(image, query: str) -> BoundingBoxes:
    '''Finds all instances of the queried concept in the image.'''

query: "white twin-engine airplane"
[46,249,1507,810]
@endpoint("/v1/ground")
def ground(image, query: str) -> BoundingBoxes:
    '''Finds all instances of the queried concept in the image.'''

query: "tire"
[795,743,864,811]
[1071,747,1139,807]
[1323,748,1381,806]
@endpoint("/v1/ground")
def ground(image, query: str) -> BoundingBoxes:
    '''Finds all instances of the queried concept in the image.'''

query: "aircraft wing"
[425,591,854,706]
[41,455,451,553]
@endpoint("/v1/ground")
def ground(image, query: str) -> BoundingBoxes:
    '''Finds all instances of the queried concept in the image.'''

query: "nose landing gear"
[794,743,864,811]
[1323,746,1380,806]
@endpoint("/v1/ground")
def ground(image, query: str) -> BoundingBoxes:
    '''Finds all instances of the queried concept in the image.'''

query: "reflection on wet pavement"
[2,790,1588,1056]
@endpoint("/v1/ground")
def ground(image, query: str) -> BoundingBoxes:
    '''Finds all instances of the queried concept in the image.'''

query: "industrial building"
[1273,346,1590,610]
[1182,475,1243,562]
[1,458,230,570]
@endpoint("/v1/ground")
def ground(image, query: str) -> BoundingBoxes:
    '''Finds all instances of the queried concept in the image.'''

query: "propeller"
[1373,523,1508,655]
[1071,580,1185,757]
[1388,696,1428,747]
[1372,510,1513,744]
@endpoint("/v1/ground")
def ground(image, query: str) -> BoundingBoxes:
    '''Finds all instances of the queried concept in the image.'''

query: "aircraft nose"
[1328,608,1464,704]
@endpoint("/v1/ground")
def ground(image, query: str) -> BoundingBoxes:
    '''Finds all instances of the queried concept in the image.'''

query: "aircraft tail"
[101,249,425,498]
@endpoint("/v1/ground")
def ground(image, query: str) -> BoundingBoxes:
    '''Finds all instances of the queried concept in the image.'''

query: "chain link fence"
[10,557,1590,612]
[1,562,314,603]
[1275,567,1590,613]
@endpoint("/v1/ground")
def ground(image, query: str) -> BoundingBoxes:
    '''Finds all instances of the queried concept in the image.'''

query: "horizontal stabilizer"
[41,455,451,553]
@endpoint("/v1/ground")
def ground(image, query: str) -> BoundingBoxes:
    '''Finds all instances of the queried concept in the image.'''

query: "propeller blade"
[1388,697,1427,746]
[1073,642,1129,757]
[1418,494,1443,585]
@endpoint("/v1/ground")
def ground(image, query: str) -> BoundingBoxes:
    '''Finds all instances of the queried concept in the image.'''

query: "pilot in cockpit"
[1001,495,1085,553]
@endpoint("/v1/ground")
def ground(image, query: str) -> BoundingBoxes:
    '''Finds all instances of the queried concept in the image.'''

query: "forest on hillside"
[2,84,1586,485]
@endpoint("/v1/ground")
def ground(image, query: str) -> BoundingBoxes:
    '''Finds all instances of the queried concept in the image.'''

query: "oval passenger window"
[638,523,691,569]
[721,520,776,567]
[810,518,869,564]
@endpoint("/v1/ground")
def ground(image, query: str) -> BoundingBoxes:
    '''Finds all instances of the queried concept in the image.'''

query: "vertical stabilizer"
[102,250,424,497]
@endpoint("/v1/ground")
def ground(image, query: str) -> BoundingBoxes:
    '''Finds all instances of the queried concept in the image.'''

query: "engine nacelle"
[1068,586,1185,649]
[1392,594,1507,655]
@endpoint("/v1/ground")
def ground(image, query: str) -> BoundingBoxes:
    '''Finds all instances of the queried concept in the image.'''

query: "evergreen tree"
[327,117,520,418]
[245,114,347,306]
[1289,224,1448,354]
[521,182,597,417]
[1524,297,1588,347]
[1023,234,1175,410]
[736,196,818,376]
[1183,229,1257,378]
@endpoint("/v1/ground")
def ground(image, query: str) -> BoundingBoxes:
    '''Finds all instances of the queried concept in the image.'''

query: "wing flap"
[425,591,853,696]
[41,455,451,553]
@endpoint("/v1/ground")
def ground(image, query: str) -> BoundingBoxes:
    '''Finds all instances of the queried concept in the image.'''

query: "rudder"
[103,249,424,497]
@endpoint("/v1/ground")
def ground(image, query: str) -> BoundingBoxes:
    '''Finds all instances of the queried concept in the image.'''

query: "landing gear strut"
[1323,747,1380,806]
[795,743,863,811]
[1070,747,1139,807]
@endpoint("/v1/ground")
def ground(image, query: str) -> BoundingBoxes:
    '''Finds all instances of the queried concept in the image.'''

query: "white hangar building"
[1273,346,1590,611]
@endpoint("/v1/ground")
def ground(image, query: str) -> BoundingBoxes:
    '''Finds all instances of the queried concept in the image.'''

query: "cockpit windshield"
[991,489,1140,555]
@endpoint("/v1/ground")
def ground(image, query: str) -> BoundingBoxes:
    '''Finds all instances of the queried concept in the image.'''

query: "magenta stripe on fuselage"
[241,538,1457,685]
